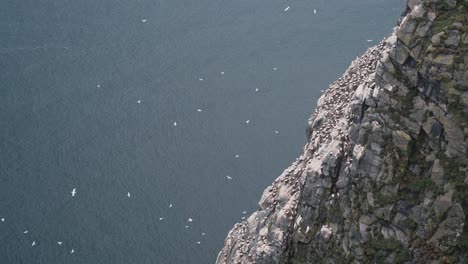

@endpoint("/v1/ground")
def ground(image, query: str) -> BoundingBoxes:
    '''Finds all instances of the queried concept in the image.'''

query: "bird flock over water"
[1,217,75,254]
[0,6,298,257]
[1,4,380,260]
[0,184,221,256]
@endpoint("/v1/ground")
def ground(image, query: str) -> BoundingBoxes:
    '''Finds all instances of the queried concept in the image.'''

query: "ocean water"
[0,0,403,263]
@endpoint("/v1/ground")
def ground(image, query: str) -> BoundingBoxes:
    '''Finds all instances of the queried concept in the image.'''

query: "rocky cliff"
[216,0,468,263]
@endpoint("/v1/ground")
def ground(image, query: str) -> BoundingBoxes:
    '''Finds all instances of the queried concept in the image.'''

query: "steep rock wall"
[217,0,468,263]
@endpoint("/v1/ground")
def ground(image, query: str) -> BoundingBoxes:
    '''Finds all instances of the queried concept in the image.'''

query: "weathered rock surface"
[217,0,468,263]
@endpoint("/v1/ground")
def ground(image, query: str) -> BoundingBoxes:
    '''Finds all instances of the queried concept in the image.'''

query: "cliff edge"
[217,0,468,263]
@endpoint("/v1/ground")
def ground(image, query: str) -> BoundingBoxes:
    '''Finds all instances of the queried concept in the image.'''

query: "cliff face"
[216,0,468,263]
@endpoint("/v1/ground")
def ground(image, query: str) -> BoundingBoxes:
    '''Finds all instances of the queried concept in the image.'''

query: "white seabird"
[275,130,279,134]
[198,78,204,81]
[141,19,147,23]
[201,232,206,236]
[241,216,246,220]
[185,225,189,228]
[24,230,28,234]
[255,88,259,92]
[235,154,239,158]
[1,218,4,222]
[173,121,177,126]
[70,249,75,254]
[221,71,224,75]
[188,218,193,222]
[197,241,201,244]
[137,100,141,104]
[273,67,277,71]
[58,241,62,245]
[127,192,131,198]
[284,6,290,12]
[367,39,373,42]
[226,175,232,180]
[169,204,173,208]
[32,241,36,247]
[197,109,202,112]
[159,217,164,221]
[71,188,77,197]
[97,84,101,88]
[313,9,317,14]
[242,211,247,214]
[245,120,250,124]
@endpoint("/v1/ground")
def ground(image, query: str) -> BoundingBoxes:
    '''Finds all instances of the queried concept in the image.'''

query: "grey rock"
[392,130,412,151]
[428,203,465,252]
[444,30,461,48]
[433,54,454,66]
[431,32,444,45]
[423,117,443,138]
[410,4,425,18]
[462,91,468,107]
[444,0,457,8]
[427,12,436,21]
[433,189,453,218]
[430,159,445,186]
[396,17,418,46]
[408,0,421,10]
[395,44,410,65]
[416,21,432,37]
[462,33,468,44]
[381,226,396,240]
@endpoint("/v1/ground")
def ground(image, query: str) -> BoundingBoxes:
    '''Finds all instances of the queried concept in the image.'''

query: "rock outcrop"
[217,0,468,263]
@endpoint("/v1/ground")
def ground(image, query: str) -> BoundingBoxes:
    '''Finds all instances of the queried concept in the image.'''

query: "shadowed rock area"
[216,0,468,263]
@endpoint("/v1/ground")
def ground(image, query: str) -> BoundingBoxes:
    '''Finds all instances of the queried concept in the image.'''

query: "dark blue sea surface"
[1,0,403,263]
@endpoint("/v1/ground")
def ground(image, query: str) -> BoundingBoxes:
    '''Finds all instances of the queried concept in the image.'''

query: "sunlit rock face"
[217,0,468,263]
